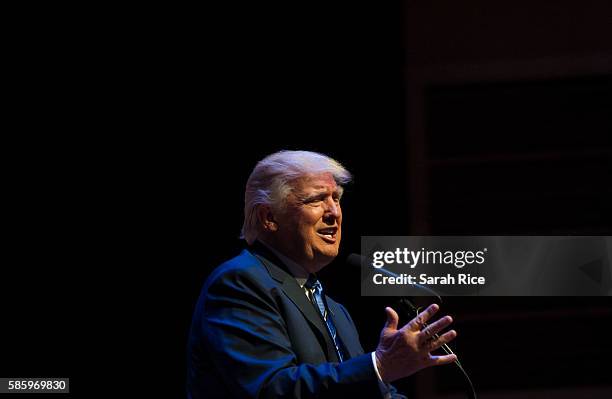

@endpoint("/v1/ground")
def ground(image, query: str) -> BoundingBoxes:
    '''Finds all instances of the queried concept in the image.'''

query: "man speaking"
[187,150,457,398]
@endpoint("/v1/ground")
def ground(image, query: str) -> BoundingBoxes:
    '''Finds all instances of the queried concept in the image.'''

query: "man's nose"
[323,198,340,218]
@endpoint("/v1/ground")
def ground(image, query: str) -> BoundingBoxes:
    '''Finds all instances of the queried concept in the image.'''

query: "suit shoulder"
[204,249,272,290]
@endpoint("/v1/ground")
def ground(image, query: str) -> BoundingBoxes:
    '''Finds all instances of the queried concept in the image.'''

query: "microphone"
[346,253,443,302]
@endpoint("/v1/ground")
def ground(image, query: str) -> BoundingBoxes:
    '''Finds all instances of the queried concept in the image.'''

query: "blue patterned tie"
[305,275,344,362]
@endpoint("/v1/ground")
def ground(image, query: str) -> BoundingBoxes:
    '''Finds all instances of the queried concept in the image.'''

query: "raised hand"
[374,304,457,382]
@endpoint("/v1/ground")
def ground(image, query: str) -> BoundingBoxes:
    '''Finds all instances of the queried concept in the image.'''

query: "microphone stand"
[396,296,477,399]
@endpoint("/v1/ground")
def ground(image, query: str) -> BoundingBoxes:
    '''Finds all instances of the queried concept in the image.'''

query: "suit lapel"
[279,277,339,362]
[250,245,339,362]
[327,300,361,359]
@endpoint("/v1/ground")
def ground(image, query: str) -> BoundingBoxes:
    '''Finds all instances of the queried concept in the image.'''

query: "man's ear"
[256,205,278,232]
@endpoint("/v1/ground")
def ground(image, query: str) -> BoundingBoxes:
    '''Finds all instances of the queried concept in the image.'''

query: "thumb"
[384,307,399,331]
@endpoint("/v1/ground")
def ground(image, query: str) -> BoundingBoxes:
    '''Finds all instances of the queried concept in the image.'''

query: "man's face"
[273,172,343,273]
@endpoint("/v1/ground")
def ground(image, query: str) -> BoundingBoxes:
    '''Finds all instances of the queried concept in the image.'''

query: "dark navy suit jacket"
[186,243,386,398]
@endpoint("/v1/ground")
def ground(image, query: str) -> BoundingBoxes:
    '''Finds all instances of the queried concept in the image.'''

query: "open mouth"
[316,227,338,243]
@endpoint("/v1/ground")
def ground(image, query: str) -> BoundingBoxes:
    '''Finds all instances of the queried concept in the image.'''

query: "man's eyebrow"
[300,192,326,201]
[300,189,341,202]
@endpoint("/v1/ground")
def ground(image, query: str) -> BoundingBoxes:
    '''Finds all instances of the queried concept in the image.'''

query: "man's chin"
[313,247,339,265]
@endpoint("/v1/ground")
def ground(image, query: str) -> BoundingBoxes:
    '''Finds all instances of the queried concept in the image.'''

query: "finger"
[384,307,399,331]
[427,330,457,352]
[419,316,453,344]
[428,353,457,366]
[405,303,439,332]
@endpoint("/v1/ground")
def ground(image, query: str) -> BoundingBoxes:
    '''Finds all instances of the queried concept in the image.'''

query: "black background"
[2,1,612,397]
